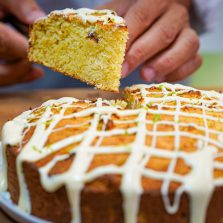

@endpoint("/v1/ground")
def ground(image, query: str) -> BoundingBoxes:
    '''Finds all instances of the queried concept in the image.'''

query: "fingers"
[0,23,28,60]
[22,66,44,82]
[0,59,44,86]
[122,3,189,77]
[164,54,202,82]
[96,0,134,16]
[2,0,45,24]
[140,27,200,82]
[124,0,173,48]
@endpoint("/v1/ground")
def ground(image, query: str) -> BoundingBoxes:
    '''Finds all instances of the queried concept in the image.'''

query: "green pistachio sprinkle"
[56,107,63,112]
[146,103,153,110]
[139,104,144,108]
[46,144,52,150]
[125,146,132,152]
[45,119,54,127]
[157,84,163,90]
[124,130,129,136]
[167,92,176,97]
[32,145,42,154]
[153,114,162,123]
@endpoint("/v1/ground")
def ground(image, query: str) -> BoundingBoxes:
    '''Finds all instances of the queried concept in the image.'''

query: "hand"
[99,0,202,83]
[0,0,45,87]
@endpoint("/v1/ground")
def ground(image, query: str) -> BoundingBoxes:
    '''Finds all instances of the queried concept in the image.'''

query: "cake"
[28,8,128,92]
[1,83,223,223]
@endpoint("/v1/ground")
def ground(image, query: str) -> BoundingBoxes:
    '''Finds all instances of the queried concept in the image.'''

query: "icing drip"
[63,99,104,223]
[1,83,223,223]
[185,146,216,223]
[17,99,74,212]
[121,109,146,223]
[0,111,31,192]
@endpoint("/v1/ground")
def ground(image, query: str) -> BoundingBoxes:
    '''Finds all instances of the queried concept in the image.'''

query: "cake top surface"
[37,8,126,26]
[1,83,223,223]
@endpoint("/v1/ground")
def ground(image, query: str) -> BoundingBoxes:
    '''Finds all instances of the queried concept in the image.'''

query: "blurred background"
[188,2,223,88]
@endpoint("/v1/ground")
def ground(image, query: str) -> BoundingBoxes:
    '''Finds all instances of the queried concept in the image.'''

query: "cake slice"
[28,8,128,92]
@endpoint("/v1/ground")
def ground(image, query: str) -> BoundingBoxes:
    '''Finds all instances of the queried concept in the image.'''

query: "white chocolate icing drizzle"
[1,83,223,223]
[37,8,126,27]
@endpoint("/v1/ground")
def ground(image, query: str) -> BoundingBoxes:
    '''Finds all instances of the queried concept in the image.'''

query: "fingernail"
[121,62,129,78]
[26,10,46,23]
[142,67,156,82]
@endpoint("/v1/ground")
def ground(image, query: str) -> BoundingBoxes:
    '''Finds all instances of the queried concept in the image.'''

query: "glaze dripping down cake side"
[28,8,128,92]
[1,83,223,223]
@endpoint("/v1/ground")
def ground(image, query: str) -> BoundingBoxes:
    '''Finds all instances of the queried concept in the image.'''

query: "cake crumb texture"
[28,8,128,92]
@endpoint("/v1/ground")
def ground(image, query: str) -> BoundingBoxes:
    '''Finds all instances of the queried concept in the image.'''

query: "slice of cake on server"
[28,8,128,92]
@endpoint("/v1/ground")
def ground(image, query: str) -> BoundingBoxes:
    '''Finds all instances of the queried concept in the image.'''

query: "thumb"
[97,0,133,17]
[2,0,45,24]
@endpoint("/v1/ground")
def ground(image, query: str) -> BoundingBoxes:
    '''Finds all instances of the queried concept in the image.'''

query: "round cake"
[1,83,223,223]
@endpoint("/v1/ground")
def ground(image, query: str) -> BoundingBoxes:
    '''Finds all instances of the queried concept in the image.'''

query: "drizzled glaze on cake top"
[1,83,223,223]
[39,8,126,26]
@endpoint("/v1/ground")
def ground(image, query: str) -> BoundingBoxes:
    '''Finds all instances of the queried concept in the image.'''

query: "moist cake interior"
[28,8,128,92]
